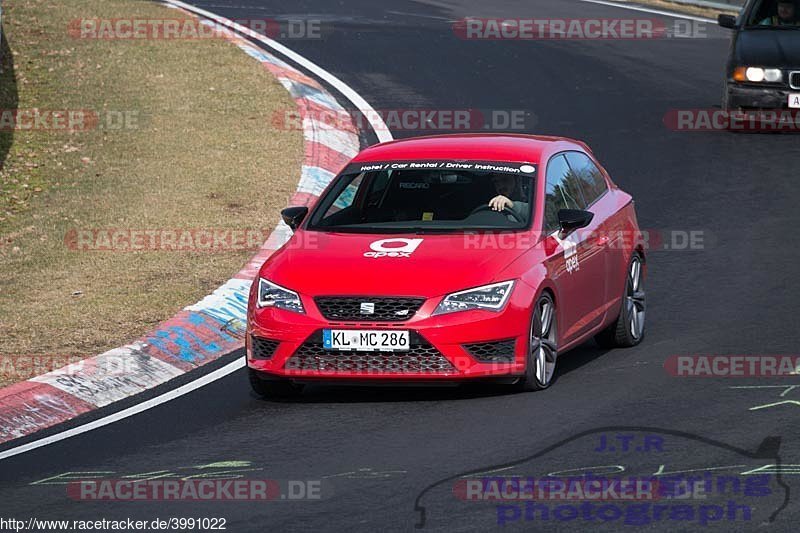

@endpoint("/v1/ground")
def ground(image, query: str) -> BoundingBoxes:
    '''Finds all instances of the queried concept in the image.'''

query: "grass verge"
[0,0,303,385]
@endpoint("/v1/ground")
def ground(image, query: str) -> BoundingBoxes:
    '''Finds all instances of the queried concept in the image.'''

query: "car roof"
[350,133,589,165]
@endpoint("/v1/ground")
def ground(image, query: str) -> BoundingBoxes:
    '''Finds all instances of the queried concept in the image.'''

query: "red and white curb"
[0,2,391,457]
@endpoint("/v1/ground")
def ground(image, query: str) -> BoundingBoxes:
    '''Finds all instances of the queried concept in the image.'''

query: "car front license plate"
[789,94,800,109]
[323,329,410,351]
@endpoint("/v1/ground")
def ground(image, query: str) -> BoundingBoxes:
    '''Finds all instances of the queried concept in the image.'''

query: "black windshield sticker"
[347,161,537,175]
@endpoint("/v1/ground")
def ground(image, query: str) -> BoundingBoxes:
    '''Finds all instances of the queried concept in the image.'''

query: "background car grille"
[285,331,455,374]
[314,296,425,322]
[250,336,280,360]
[791,72,800,90]
[463,339,516,363]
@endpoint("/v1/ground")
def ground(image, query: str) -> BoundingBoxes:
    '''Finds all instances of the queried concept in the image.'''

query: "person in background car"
[760,0,800,25]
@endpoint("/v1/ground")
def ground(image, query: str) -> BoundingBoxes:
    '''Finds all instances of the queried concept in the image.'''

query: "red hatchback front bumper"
[246,282,536,381]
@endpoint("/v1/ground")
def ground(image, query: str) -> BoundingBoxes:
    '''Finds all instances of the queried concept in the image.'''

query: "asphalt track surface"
[2,0,800,531]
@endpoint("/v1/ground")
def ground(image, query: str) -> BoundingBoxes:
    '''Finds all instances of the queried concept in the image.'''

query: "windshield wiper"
[410,227,465,234]
[311,224,521,234]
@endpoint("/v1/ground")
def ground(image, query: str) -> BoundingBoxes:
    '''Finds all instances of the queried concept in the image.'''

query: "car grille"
[463,339,517,363]
[314,296,425,322]
[250,336,280,360]
[285,332,455,374]
[791,71,800,90]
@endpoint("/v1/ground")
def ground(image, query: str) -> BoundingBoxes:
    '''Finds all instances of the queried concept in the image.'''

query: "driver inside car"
[488,174,529,220]
[760,0,800,25]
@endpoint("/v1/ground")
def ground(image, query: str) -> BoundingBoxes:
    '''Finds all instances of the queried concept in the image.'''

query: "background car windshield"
[308,167,535,232]
[746,0,800,27]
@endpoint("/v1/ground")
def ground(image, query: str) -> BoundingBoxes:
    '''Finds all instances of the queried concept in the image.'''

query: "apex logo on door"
[364,238,423,258]
[555,233,580,274]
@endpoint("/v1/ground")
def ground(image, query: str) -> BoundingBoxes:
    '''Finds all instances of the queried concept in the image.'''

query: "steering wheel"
[468,204,524,223]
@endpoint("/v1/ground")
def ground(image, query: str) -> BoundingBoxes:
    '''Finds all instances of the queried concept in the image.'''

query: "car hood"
[259,231,532,298]
[734,29,800,66]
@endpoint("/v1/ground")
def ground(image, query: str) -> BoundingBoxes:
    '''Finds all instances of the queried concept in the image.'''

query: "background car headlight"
[257,278,305,313]
[432,281,515,316]
[733,67,782,83]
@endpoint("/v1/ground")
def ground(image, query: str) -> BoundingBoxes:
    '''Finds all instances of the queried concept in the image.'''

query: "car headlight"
[432,281,515,316]
[733,67,782,83]
[257,278,305,313]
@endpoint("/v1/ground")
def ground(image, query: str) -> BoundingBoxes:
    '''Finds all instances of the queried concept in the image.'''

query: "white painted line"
[164,0,394,143]
[574,0,716,23]
[0,358,245,461]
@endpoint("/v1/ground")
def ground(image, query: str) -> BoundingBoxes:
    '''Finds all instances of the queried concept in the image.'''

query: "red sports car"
[246,134,645,397]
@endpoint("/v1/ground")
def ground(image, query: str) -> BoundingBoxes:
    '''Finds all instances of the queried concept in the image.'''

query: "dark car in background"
[719,0,800,112]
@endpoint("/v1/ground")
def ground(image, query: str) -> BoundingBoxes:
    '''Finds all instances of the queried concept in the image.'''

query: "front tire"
[721,82,732,113]
[248,368,304,399]
[515,293,558,391]
[595,253,646,348]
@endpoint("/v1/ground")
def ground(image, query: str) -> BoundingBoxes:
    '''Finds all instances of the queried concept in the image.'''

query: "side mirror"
[718,14,737,29]
[281,206,308,231]
[557,209,593,235]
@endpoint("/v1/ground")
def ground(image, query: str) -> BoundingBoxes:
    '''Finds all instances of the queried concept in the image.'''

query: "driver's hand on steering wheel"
[489,195,513,212]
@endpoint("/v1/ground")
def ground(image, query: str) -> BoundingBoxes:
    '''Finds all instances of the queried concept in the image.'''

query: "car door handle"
[596,235,610,247]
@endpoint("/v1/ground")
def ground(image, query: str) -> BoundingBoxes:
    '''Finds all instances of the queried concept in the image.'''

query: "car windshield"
[744,0,800,27]
[307,160,537,233]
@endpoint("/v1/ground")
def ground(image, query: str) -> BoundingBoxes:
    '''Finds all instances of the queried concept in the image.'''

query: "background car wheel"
[515,293,558,391]
[595,253,646,348]
[248,367,304,399]
[721,84,746,134]
[721,82,731,112]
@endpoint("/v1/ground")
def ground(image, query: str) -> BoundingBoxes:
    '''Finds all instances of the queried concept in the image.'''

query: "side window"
[544,154,586,232]
[747,0,774,25]
[565,152,608,207]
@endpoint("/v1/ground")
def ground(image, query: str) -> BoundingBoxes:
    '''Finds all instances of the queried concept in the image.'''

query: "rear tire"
[595,253,646,348]
[248,368,304,399]
[514,293,558,392]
